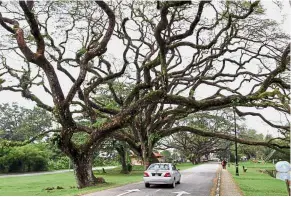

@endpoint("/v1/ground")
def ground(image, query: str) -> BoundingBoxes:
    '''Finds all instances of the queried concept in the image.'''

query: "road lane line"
[116,189,140,196]
[173,191,190,196]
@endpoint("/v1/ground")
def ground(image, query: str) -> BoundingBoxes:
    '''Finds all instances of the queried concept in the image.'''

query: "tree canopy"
[0,103,53,141]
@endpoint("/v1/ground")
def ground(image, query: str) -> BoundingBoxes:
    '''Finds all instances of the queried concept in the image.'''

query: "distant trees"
[0,103,53,141]
[237,129,265,160]
[160,150,172,163]
[159,113,231,164]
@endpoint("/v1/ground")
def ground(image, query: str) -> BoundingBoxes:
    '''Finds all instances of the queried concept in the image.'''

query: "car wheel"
[170,179,176,188]
[145,183,150,188]
[177,179,181,184]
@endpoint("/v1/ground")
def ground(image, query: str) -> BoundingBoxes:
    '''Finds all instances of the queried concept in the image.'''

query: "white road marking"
[116,189,140,196]
[144,189,161,196]
[173,191,191,196]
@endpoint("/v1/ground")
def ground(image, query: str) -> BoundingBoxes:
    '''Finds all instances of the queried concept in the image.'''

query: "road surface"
[86,162,220,196]
[0,166,117,178]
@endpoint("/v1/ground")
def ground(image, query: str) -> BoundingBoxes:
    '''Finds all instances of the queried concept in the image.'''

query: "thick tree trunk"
[120,155,129,174]
[116,145,129,174]
[142,148,149,170]
[57,127,103,188]
[191,158,197,165]
[72,154,98,188]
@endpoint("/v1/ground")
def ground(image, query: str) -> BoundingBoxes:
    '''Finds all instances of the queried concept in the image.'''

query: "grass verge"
[0,162,195,196]
[228,162,288,196]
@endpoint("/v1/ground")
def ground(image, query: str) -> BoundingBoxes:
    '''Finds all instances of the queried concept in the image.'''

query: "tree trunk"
[191,158,196,165]
[142,147,149,170]
[72,154,98,188]
[116,145,129,174]
[120,156,129,174]
[196,156,201,164]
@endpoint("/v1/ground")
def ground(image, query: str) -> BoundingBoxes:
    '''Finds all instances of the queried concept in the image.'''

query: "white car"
[143,163,181,188]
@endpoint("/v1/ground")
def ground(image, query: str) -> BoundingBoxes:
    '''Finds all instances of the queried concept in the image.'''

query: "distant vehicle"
[143,163,181,188]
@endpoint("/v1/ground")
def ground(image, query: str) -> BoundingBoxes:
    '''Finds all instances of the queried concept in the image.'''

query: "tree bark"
[72,154,98,188]
[141,146,149,170]
[116,145,129,174]
[191,158,196,165]
[120,155,129,174]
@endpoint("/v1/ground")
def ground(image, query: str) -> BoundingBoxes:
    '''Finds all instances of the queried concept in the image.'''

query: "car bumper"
[143,177,174,184]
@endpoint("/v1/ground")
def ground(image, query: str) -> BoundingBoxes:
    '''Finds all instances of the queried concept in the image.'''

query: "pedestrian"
[222,159,227,169]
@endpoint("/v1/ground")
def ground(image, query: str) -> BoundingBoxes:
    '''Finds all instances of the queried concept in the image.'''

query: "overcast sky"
[0,0,290,137]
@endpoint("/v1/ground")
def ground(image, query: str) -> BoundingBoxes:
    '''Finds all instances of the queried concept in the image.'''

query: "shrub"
[48,157,71,170]
[127,163,132,172]
[93,156,119,167]
[0,144,48,173]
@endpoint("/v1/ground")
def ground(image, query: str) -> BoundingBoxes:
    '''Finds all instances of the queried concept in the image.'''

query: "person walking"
[222,159,227,169]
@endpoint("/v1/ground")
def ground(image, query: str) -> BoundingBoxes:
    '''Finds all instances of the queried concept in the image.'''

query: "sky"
[0,0,290,137]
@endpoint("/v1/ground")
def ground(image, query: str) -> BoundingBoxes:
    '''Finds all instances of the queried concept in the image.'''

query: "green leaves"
[92,118,108,128]
[148,133,161,142]
[0,78,5,85]
[241,1,252,9]
[27,34,35,41]
[0,143,49,173]
[0,103,53,141]
[76,47,87,57]
[105,102,119,110]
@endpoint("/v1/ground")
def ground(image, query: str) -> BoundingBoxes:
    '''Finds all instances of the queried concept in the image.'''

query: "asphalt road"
[86,162,220,196]
[0,166,117,178]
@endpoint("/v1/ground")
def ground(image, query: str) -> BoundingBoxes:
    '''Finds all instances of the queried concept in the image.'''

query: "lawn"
[0,163,195,196]
[228,161,288,196]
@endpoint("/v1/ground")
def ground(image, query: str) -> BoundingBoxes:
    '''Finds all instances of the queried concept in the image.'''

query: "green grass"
[0,163,195,196]
[0,167,143,196]
[228,162,288,196]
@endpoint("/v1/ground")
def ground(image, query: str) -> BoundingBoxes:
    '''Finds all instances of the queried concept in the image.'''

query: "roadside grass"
[0,167,142,196]
[0,162,195,196]
[228,161,288,196]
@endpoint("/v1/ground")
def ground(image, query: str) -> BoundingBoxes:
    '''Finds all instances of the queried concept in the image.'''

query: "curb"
[210,163,222,196]
[216,171,221,196]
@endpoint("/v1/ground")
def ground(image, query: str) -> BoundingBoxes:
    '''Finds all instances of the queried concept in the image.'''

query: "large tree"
[0,1,289,188]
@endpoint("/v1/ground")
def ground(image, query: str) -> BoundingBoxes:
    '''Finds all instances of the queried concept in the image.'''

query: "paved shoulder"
[220,169,243,196]
[86,163,220,196]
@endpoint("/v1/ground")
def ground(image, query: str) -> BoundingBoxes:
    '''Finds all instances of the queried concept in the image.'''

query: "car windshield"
[148,164,170,170]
